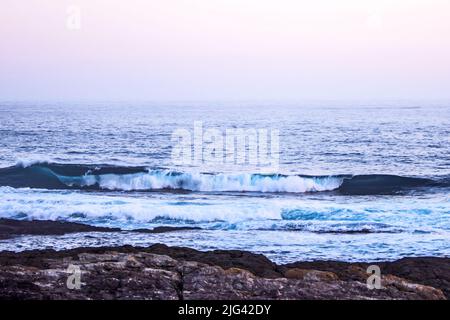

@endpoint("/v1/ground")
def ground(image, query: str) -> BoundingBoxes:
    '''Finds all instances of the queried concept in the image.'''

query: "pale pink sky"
[1,0,450,101]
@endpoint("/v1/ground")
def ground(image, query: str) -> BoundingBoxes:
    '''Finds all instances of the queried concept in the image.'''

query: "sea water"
[0,101,449,263]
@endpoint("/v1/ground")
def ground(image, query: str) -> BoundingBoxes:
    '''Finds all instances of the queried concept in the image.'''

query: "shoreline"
[0,218,201,240]
[0,218,448,300]
[0,243,448,300]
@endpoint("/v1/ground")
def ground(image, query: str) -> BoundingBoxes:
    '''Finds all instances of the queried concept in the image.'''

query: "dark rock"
[0,218,120,239]
[131,226,201,233]
[380,257,450,299]
[0,245,448,300]
[0,250,445,300]
[146,244,282,278]
[282,257,450,299]
[0,218,202,240]
[284,268,339,281]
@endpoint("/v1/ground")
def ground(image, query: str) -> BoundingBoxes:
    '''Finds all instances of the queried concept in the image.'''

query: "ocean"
[0,101,449,263]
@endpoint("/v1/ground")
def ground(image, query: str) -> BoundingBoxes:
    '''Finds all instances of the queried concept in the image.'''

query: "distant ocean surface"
[0,101,449,263]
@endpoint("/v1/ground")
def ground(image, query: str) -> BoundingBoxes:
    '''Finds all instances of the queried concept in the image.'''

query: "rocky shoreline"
[0,219,448,300]
[1,244,448,300]
[0,218,200,240]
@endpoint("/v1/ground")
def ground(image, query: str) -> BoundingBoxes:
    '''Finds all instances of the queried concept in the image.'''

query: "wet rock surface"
[282,257,450,299]
[0,218,120,239]
[0,218,201,239]
[0,245,447,300]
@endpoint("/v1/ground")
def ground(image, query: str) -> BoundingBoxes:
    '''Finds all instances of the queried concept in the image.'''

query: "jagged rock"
[282,257,450,299]
[0,251,446,300]
[284,268,339,282]
[382,275,446,300]
[147,244,282,278]
[0,218,120,239]
[380,257,450,299]
[0,218,202,240]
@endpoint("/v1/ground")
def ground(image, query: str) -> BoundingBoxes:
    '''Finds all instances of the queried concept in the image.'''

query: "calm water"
[0,101,449,262]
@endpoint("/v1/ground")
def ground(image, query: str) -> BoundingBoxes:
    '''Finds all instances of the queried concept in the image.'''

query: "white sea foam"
[0,187,448,233]
[57,170,344,193]
[2,229,450,262]
[15,157,53,168]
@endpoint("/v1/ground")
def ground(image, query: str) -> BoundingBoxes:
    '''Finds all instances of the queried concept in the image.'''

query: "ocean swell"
[0,162,444,195]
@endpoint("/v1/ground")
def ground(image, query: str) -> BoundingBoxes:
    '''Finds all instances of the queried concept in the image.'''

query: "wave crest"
[0,162,443,195]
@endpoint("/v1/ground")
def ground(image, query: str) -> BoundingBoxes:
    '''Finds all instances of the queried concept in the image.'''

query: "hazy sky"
[1,0,450,101]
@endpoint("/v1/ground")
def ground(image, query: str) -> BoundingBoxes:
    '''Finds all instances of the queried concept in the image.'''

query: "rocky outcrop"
[284,268,339,282]
[4,218,445,299]
[282,257,450,299]
[0,249,446,300]
[380,257,450,299]
[0,218,120,239]
[147,244,282,278]
[0,218,201,240]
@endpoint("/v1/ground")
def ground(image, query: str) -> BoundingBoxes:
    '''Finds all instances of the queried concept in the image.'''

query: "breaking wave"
[0,162,446,195]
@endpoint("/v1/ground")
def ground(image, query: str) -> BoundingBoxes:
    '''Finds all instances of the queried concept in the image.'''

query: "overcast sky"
[1,0,450,101]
